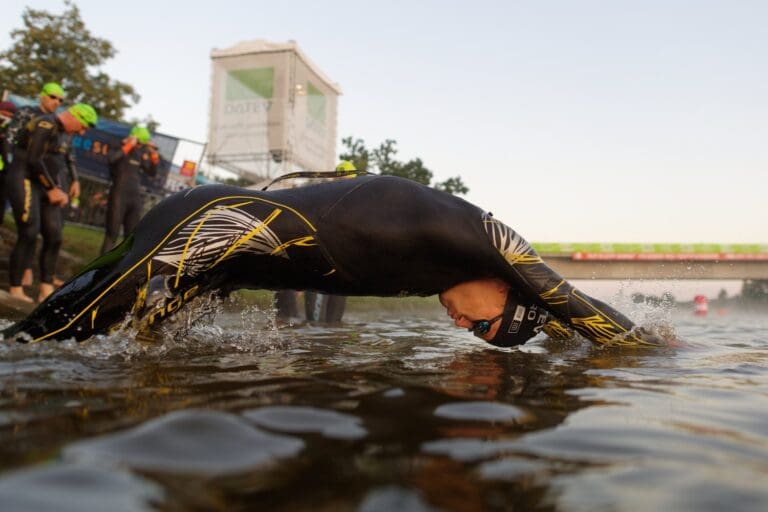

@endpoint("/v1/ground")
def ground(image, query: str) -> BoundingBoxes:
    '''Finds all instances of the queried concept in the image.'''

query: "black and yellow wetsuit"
[37,132,78,284]
[6,113,69,287]
[1,106,42,225]
[100,141,158,254]
[4,176,656,346]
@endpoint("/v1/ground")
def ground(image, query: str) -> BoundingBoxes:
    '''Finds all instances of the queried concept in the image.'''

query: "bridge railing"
[531,243,768,280]
[532,242,768,256]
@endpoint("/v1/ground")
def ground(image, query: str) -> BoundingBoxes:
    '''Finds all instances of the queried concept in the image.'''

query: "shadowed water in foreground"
[1,300,767,511]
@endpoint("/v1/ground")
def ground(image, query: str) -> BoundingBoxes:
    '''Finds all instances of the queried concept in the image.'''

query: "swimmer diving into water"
[2,174,660,347]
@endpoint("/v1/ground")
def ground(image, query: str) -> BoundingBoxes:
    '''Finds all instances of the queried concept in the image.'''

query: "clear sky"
[2,0,766,245]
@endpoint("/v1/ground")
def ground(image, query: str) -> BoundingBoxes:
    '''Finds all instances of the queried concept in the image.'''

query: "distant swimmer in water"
[2,174,662,347]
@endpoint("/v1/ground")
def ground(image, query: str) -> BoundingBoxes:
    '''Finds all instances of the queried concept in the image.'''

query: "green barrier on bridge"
[532,243,768,255]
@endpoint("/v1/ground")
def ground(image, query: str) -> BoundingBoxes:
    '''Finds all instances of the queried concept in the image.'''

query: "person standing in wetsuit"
[34,128,81,298]
[2,83,79,291]
[5,103,98,303]
[100,125,158,255]
[3,174,662,347]
[1,83,66,232]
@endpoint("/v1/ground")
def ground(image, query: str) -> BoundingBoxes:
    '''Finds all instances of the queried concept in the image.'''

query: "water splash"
[0,291,288,359]
[128,291,289,356]
[598,282,681,347]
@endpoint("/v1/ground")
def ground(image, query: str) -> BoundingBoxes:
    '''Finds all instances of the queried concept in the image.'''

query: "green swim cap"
[68,103,98,128]
[335,160,356,172]
[129,125,151,144]
[40,82,66,98]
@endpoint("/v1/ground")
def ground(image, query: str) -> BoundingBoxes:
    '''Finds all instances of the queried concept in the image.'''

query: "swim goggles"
[469,314,503,336]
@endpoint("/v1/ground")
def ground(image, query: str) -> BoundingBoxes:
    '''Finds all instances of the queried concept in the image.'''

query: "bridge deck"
[533,243,768,280]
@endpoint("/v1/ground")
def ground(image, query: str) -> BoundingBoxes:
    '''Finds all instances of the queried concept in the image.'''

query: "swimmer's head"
[59,103,98,135]
[67,103,98,127]
[40,82,66,99]
[39,82,66,113]
[130,125,151,144]
[335,160,356,172]
[439,278,552,347]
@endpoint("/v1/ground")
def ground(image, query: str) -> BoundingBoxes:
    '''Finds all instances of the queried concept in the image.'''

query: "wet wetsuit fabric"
[4,176,651,345]
[37,133,78,283]
[6,113,67,286]
[100,142,158,254]
[1,106,42,225]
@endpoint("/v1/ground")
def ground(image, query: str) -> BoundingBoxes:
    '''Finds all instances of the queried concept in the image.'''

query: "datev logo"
[226,67,274,100]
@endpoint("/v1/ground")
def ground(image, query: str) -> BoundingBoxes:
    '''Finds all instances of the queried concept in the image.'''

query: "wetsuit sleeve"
[482,213,658,346]
[2,113,22,165]
[107,145,127,165]
[26,119,59,190]
[65,143,78,183]
[1,118,11,166]
[3,110,26,148]
[142,146,159,177]
[0,136,10,168]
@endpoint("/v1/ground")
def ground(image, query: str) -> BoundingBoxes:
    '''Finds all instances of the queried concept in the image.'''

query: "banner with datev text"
[208,40,340,180]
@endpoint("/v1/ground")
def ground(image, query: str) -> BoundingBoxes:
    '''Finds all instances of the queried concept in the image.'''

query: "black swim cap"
[486,289,553,347]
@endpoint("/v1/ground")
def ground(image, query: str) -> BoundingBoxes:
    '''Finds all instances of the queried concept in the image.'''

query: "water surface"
[1,300,767,511]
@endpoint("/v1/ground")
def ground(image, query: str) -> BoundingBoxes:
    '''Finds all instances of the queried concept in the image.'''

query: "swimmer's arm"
[107,137,135,165]
[26,120,58,190]
[142,146,159,176]
[0,136,10,167]
[64,140,78,183]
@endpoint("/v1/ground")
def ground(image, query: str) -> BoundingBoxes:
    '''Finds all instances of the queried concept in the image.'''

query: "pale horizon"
[2,0,765,246]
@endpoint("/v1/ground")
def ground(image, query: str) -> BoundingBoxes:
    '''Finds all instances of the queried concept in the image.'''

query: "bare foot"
[21,268,33,287]
[9,286,34,304]
[38,282,55,303]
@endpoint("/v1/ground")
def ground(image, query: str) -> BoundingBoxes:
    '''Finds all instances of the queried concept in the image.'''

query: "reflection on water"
[1,302,767,511]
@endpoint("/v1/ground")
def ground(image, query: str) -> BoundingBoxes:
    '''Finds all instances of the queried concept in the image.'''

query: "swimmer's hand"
[47,187,69,207]
[68,180,80,200]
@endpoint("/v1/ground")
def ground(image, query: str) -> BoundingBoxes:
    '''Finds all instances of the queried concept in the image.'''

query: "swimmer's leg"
[3,237,142,342]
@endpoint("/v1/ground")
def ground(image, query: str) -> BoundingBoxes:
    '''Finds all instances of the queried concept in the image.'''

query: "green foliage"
[338,136,370,172]
[435,176,469,195]
[340,136,469,195]
[0,1,139,120]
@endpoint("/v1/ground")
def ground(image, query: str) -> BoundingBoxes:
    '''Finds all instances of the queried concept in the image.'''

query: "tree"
[435,176,469,195]
[0,1,139,120]
[339,136,469,195]
[129,114,160,133]
[222,176,253,187]
[338,137,370,172]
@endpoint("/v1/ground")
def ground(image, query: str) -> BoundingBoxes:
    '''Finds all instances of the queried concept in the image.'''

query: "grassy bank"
[61,222,104,264]
[231,290,439,311]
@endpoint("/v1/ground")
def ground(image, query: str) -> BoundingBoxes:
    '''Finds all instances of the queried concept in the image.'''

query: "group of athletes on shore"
[0,82,159,304]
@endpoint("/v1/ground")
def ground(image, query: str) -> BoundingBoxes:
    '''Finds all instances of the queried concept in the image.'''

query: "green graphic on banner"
[226,68,274,100]
[307,81,325,124]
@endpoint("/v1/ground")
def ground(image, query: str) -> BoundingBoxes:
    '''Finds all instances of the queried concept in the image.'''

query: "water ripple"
[63,409,304,475]
[243,405,367,440]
